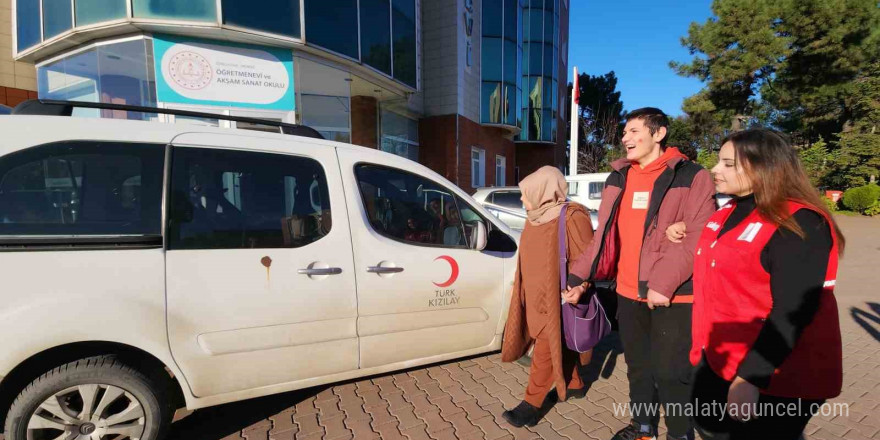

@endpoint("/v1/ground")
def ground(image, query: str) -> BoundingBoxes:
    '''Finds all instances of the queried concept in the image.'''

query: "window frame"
[0,141,166,250]
[353,162,492,250]
[471,147,486,188]
[588,181,604,200]
[495,155,506,187]
[165,146,333,251]
[490,190,522,210]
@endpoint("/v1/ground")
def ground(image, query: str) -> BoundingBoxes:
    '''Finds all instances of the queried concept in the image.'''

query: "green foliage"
[696,148,719,171]
[834,62,880,187]
[797,138,832,187]
[865,201,880,216]
[672,0,880,142]
[570,71,626,173]
[822,196,840,212]
[667,116,698,160]
[841,184,880,212]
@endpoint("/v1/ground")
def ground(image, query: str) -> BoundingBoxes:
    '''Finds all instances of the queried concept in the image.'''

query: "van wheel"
[3,355,172,440]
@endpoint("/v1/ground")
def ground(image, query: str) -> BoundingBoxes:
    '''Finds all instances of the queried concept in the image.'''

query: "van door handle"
[367,266,404,274]
[298,268,343,276]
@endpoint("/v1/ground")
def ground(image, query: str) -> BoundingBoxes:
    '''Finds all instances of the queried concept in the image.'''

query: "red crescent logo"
[433,256,459,287]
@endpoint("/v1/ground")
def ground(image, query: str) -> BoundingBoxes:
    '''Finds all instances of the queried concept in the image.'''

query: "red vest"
[690,200,842,399]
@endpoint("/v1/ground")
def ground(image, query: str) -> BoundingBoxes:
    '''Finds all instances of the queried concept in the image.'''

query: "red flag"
[573,67,579,105]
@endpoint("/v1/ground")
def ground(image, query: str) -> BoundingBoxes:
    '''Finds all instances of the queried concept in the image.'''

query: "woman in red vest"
[666,129,845,440]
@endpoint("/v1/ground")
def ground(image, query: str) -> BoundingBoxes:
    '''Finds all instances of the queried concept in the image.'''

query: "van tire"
[3,355,172,440]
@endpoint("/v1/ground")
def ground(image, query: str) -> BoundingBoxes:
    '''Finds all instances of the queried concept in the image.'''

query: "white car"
[472,186,599,230]
[565,172,610,211]
[0,102,519,440]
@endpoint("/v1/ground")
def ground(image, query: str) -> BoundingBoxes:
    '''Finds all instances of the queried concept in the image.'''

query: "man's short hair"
[626,107,670,148]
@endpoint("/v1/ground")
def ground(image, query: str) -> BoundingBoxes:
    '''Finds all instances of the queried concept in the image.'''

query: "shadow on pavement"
[851,302,880,342]
[580,331,624,394]
[165,387,317,440]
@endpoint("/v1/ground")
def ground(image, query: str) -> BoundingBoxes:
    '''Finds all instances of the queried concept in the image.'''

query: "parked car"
[472,186,599,230]
[0,101,520,440]
[565,172,610,211]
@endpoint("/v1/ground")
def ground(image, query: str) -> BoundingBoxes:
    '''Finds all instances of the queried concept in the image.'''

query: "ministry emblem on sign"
[168,51,213,90]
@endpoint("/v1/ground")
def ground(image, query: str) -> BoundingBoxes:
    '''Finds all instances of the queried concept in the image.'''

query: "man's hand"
[562,283,589,305]
[665,221,687,243]
[727,376,760,422]
[646,288,671,309]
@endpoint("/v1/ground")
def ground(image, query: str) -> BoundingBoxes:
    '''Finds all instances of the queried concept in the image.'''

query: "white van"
[0,102,519,440]
[565,172,610,211]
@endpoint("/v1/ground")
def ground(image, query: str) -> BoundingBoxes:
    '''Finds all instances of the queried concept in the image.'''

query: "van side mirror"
[471,222,487,251]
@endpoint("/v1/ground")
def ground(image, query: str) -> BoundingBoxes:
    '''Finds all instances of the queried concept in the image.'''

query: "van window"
[355,164,471,248]
[491,191,523,209]
[0,141,164,236]
[168,148,331,250]
[589,182,604,200]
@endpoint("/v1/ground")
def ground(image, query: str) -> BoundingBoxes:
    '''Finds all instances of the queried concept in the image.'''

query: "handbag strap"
[558,203,569,300]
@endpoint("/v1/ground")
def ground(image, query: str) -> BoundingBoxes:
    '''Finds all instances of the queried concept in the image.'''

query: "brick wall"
[419,114,458,182]
[419,114,516,195]
[457,116,515,195]
[351,96,379,149]
[0,85,37,107]
[516,142,562,183]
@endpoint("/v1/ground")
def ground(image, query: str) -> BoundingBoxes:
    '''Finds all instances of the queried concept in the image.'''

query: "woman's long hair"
[723,129,845,254]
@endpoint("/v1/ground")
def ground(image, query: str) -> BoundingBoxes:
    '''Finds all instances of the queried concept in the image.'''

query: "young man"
[565,108,716,440]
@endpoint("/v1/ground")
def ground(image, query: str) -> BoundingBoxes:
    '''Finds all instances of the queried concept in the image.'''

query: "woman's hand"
[665,221,687,243]
[727,376,760,422]
[562,283,588,304]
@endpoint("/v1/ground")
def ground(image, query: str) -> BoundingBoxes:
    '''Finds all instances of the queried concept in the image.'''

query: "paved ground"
[162,214,879,440]
[2,217,874,440]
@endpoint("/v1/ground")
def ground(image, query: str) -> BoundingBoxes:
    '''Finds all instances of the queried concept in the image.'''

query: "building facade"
[12,0,569,193]
[2,0,37,108]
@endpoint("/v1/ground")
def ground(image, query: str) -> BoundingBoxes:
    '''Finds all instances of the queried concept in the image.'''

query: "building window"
[391,0,417,87]
[481,0,521,127]
[360,0,392,75]
[37,38,157,120]
[75,0,127,27]
[304,0,359,59]
[518,0,559,142]
[42,0,73,39]
[222,0,301,38]
[36,40,154,120]
[16,0,42,51]
[380,109,419,162]
[296,58,352,143]
[472,147,486,188]
[132,0,217,21]
[495,155,506,186]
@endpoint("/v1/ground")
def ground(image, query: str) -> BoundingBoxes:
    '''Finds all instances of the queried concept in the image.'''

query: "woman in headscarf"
[500,166,595,427]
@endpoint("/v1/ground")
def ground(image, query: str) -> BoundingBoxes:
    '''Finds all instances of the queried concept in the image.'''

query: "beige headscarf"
[518,166,569,226]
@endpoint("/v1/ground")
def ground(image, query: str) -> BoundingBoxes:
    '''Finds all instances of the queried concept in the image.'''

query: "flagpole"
[569,66,579,177]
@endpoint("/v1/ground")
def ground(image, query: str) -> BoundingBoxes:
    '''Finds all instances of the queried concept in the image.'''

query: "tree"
[831,62,880,187]
[665,94,728,165]
[671,0,880,142]
[568,71,626,173]
[797,137,832,187]
[667,116,698,160]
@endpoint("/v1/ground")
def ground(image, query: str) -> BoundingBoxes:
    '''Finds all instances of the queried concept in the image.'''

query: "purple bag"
[558,204,611,353]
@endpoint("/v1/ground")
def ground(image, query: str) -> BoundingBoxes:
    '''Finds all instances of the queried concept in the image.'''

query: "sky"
[567,0,714,116]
